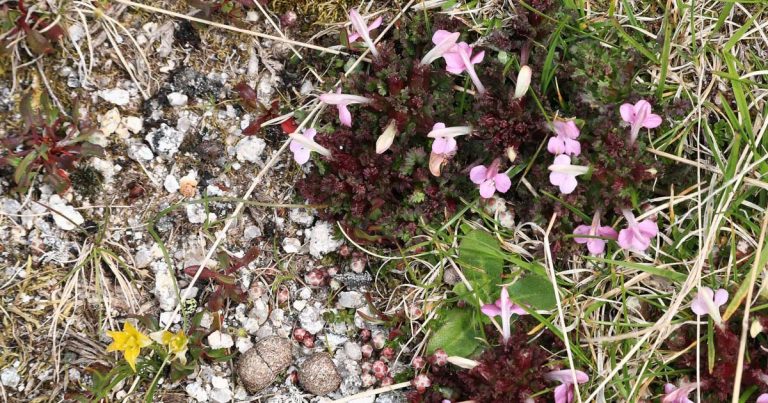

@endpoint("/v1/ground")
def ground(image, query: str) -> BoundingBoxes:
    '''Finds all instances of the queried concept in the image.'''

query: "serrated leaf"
[507,274,557,310]
[426,308,480,357]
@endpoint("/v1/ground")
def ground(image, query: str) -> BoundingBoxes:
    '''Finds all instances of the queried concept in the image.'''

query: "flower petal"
[469,165,488,184]
[443,53,466,74]
[597,226,619,239]
[620,103,635,123]
[481,303,501,317]
[493,173,511,193]
[553,384,569,403]
[636,219,659,238]
[470,49,485,65]
[479,180,496,198]
[586,239,607,255]
[293,147,311,164]
[338,104,352,127]
[563,138,581,156]
[432,137,448,154]
[757,393,768,403]
[617,228,634,250]
[643,113,663,129]
[558,175,578,194]
[690,292,710,316]
[432,30,454,45]
[547,137,565,155]
[714,288,729,307]
[573,225,591,244]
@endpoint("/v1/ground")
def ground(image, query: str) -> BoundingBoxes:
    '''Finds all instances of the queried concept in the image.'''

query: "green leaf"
[456,230,504,302]
[507,274,557,310]
[426,308,481,356]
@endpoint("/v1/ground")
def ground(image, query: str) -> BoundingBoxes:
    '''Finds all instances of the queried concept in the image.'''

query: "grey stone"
[298,353,341,396]
[235,336,293,393]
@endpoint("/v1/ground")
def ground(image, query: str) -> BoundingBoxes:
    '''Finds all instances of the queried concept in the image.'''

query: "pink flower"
[348,9,380,58]
[691,286,728,325]
[428,123,472,155]
[547,119,581,156]
[430,30,486,94]
[545,369,589,403]
[288,128,330,165]
[617,209,658,252]
[573,211,618,255]
[347,13,382,43]
[662,382,698,403]
[620,99,662,144]
[470,158,511,199]
[319,88,372,127]
[481,286,526,342]
[757,393,768,403]
[548,155,589,194]
[420,31,460,66]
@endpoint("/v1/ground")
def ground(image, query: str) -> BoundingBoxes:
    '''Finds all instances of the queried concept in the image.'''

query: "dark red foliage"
[664,317,768,401]
[183,246,259,311]
[0,94,103,193]
[408,322,562,402]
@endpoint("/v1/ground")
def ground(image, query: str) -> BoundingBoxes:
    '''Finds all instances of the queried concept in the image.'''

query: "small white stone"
[211,376,229,389]
[68,24,85,43]
[206,184,225,196]
[200,312,213,329]
[344,342,362,361]
[164,175,180,193]
[100,108,122,135]
[0,367,20,388]
[98,88,130,106]
[246,10,260,22]
[282,238,301,254]
[243,225,262,241]
[185,382,209,402]
[251,300,269,325]
[127,142,154,162]
[307,221,343,258]
[235,137,266,163]
[154,266,178,311]
[134,248,153,269]
[289,209,315,227]
[1,198,22,215]
[123,116,143,134]
[299,306,325,335]
[167,92,188,106]
[207,330,234,349]
[159,311,181,327]
[186,204,209,224]
[270,308,285,326]
[300,80,314,95]
[210,387,232,403]
[236,337,254,353]
[49,195,84,231]
[146,124,185,159]
[292,300,307,311]
[338,291,364,309]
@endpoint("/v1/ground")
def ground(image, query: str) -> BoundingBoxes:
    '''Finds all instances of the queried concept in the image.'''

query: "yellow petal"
[124,346,140,372]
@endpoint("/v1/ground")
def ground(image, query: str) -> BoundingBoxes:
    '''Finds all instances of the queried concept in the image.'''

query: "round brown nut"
[236,349,275,393]
[255,336,293,373]
[298,353,341,395]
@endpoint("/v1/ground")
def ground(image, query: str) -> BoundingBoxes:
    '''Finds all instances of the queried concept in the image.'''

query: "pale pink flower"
[691,286,728,325]
[545,369,589,403]
[573,211,618,255]
[428,123,472,155]
[470,158,511,199]
[347,13,382,43]
[617,209,658,252]
[757,393,768,403]
[547,119,581,156]
[348,9,380,58]
[420,31,460,66]
[430,30,486,94]
[548,155,589,194]
[288,128,330,165]
[480,286,526,342]
[319,88,372,127]
[662,382,698,403]
[620,99,662,144]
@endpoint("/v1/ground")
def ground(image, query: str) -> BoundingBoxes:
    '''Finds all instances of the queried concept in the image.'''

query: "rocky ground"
[0,1,418,401]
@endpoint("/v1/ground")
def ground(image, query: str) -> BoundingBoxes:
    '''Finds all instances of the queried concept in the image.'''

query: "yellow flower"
[150,330,189,365]
[106,322,152,372]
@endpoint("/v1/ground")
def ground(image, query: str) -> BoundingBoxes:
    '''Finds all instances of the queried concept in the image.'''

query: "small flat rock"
[308,221,343,258]
[164,175,180,193]
[236,348,276,393]
[98,88,130,105]
[208,330,234,349]
[254,336,292,373]
[167,92,189,106]
[235,137,266,163]
[49,195,84,231]
[338,291,365,309]
[299,353,341,396]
